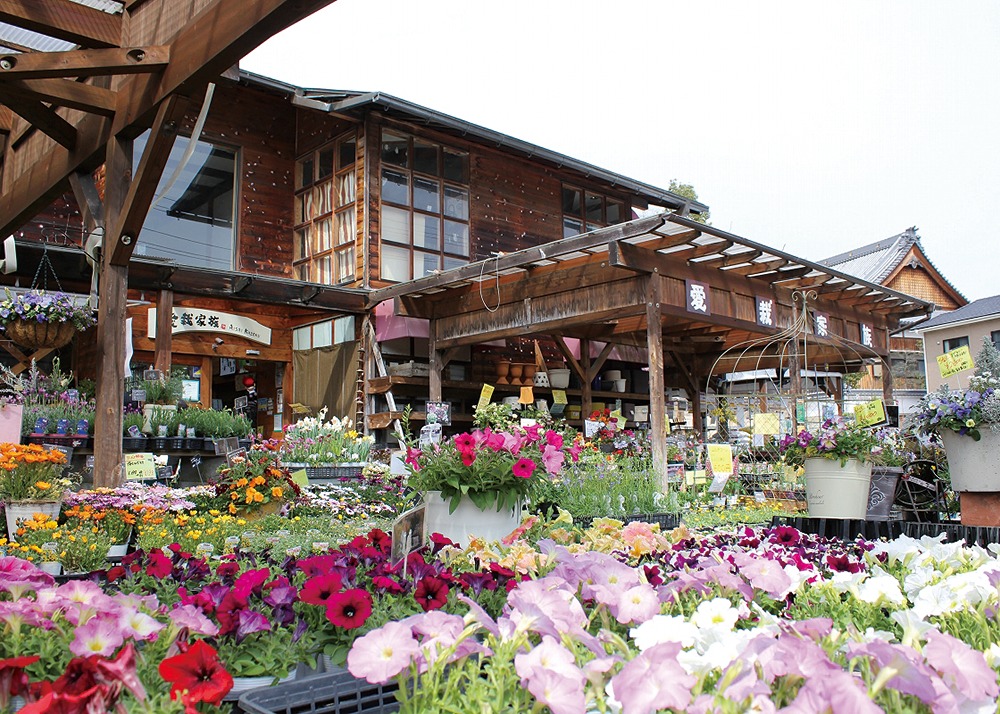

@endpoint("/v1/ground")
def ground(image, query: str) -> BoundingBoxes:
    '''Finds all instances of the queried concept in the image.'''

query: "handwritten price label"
[854,398,887,428]
[937,346,974,378]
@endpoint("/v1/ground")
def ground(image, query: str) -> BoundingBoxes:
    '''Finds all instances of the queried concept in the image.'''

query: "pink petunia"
[522,667,586,714]
[615,584,660,625]
[544,430,564,449]
[512,458,536,479]
[347,621,420,684]
[609,642,695,713]
[923,629,1000,702]
[70,615,125,658]
[541,444,565,475]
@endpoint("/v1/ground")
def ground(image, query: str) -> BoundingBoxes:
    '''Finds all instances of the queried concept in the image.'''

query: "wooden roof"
[374,212,936,375]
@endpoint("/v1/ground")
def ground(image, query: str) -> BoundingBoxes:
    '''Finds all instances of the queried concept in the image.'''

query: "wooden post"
[428,320,442,402]
[580,338,592,415]
[93,134,130,488]
[154,289,173,374]
[645,272,668,491]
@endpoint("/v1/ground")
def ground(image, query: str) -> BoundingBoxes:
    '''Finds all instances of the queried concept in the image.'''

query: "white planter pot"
[4,500,62,541]
[142,403,177,435]
[107,543,129,559]
[803,457,872,519]
[423,491,522,546]
[548,368,571,389]
[223,673,294,701]
[941,429,1000,492]
[38,561,62,575]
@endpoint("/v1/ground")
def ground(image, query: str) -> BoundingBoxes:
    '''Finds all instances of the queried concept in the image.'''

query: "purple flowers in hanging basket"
[0,289,97,331]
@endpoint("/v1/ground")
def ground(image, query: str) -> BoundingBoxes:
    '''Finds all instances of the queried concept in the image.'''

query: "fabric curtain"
[292,341,360,420]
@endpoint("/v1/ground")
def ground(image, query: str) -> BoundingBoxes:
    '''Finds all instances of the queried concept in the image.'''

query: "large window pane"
[413,177,439,213]
[336,172,355,205]
[442,256,466,271]
[314,218,332,253]
[382,206,410,244]
[382,245,410,281]
[585,192,603,222]
[338,136,356,170]
[562,187,581,215]
[134,132,235,271]
[381,169,409,206]
[336,208,355,246]
[413,139,439,175]
[298,158,313,189]
[382,132,408,168]
[443,220,468,256]
[443,148,468,183]
[336,247,355,283]
[318,148,334,180]
[413,214,439,251]
[563,217,582,238]
[413,251,441,279]
[294,228,308,262]
[444,186,468,220]
[606,200,623,224]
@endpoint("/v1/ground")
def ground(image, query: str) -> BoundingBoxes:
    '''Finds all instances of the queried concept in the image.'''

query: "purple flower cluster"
[0,289,97,331]
[914,386,996,440]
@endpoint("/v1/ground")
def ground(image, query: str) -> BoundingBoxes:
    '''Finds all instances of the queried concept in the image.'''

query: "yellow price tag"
[290,468,309,488]
[519,386,534,404]
[476,384,494,411]
[124,452,156,481]
[706,444,734,475]
[937,345,974,378]
[610,409,627,430]
[854,398,887,427]
[551,389,568,405]
[753,413,779,436]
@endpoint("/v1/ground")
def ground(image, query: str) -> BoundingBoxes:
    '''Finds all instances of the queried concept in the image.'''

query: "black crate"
[238,670,399,714]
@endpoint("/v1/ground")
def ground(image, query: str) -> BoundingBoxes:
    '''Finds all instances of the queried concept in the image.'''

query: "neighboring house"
[819,227,966,409]
[914,296,1000,392]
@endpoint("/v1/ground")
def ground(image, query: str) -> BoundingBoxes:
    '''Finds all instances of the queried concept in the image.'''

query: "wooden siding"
[887,266,962,311]
[177,82,295,277]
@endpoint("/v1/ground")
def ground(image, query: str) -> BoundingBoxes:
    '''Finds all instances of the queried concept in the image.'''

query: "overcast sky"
[243,0,1000,303]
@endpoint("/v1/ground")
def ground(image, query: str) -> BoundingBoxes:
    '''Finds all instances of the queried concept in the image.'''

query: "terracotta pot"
[495,360,511,385]
[508,363,524,386]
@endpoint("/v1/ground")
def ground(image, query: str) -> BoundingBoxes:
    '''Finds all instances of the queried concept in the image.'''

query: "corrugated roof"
[0,1,122,53]
[916,295,1000,330]
[819,227,919,283]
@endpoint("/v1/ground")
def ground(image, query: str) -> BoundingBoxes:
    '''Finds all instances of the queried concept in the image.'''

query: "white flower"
[691,597,740,632]
[984,643,1000,669]
[889,609,935,648]
[630,614,697,650]
[854,573,907,607]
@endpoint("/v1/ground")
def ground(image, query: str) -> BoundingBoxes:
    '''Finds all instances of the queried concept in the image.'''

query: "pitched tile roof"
[917,295,1000,330]
[819,227,920,283]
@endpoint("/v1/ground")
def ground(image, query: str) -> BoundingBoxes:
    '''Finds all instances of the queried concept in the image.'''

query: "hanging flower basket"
[4,318,78,350]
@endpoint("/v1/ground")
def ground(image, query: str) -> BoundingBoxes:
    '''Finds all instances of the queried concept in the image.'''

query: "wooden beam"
[107,94,186,265]
[0,0,122,48]
[4,95,76,148]
[7,78,117,115]
[646,274,668,490]
[93,133,129,488]
[0,0,338,239]
[67,170,104,227]
[0,46,169,80]
[154,289,173,373]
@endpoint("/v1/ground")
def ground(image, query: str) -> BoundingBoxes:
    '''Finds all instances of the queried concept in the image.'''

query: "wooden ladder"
[364,320,406,450]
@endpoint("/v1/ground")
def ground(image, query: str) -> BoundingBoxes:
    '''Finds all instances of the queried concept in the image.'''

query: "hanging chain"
[31,246,64,293]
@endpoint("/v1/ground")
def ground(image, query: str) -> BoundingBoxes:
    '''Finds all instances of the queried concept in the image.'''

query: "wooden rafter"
[0,0,339,240]
[0,46,169,80]
[3,94,76,147]
[0,0,122,48]
[7,78,117,115]
[107,94,186,265]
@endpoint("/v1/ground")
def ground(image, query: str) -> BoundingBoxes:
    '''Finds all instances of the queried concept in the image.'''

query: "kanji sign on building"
[814,312,829,338]
[756,296,776,327]
[147,308,272,345]
[860,323,874,348]
[686,280,711,315]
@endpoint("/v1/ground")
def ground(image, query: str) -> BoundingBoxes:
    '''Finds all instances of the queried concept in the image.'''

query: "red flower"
[429,533,456,553]
[461,450,476,467]
[296,554,339,578]
[367,528,392,554]
[0,654,39,700]
[145,550,173,579]
[95,643,146,702]
[413,575,449,611]
[158,640,233,706]
[512,457,536,479]
[453,433,476,453]
[299,573,344,605]
[105,565,126,583]
[371,575,404,594]
[18,686,109,714]
[324,589,372,629]
[233,568,271,598]
[216,561,240,579]
[50,656,100,696]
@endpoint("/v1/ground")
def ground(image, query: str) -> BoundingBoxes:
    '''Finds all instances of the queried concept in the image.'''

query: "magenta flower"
[512,458,536,479]
[541,444,565,475]
[544,430,563,449]
[326,588,373,629]
[347,621,420,684]
[235,609,271,642]
[299,573,344,605]
[453,433,476,453]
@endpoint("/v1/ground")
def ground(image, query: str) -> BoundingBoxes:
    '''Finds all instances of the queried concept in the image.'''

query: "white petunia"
[691,597,740,632]
[630,614,697,650]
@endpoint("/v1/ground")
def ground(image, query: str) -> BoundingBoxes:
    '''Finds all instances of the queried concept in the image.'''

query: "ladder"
[364,320,407,450]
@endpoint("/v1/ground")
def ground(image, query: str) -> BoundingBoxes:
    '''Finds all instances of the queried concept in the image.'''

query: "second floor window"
[561,186,626,238]
[294,133,357,284]
[943,336,969,353]
[134,132,236,270]
[379,132,470,282]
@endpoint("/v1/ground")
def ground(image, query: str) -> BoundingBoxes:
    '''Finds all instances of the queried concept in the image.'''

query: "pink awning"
[561,338,648,364]
[374,300,428,341]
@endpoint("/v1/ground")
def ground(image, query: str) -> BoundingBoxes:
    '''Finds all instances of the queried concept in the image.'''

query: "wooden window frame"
[560,184,628,238]
[294,131,358,285]
[378,131,470,283]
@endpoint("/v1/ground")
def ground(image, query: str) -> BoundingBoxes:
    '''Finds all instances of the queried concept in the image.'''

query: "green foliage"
[668,179,710,224]
[549,454,667,518]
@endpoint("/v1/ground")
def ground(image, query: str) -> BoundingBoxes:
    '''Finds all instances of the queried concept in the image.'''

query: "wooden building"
[0,3,934,482]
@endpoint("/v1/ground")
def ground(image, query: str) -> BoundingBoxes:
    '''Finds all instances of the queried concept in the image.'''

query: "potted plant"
[778,417,878,519]
[131,369,184,434]
[210,440,300,517]
[122,406,146,450]
[913,337,1000,479]
[402,419,581,546]
[0,288,97,350]
[0,443,73,540]
[278,407,374,479]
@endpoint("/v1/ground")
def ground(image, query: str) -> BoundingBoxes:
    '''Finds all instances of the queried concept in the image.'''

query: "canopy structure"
[370,211,935,484]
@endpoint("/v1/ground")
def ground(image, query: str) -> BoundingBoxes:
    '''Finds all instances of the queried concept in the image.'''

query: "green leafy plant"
[778,417,877,467]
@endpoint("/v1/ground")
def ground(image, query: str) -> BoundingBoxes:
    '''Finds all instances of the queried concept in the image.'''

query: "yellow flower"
[271,487,283,499]
[34,481,51,491]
